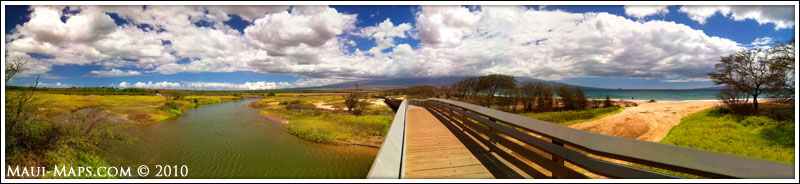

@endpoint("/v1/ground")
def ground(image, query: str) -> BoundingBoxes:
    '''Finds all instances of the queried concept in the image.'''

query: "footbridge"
[366,98,794,179]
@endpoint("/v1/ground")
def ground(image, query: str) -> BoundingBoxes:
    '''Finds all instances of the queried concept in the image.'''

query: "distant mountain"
[298,76,608,90]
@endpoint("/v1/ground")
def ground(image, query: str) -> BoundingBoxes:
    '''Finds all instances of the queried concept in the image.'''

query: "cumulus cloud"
[624,5,670,19]
[114,78,347,90]
[118,81,182,89]
[7,5,777,89]
[90,68,142,77]
[408,6,741,81]
[355,18,412,55]
[244,6,357,56]
[679,5,795,30]
[415,6,482,47]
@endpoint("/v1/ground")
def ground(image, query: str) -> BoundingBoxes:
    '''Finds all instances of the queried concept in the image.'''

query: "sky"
[3,4,796,90]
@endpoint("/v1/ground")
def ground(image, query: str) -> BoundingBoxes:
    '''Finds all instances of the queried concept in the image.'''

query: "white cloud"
[356,18,412,55]
[7,5,776,89]
[679,5,795,30]
[409,6,742,80]
[415,6,482,47]
[90,68,142,77]
[624,5,670,19]
[117,81,181,89]
[114,78,347,90]
[244,6,357,56]
[660,78,712,83]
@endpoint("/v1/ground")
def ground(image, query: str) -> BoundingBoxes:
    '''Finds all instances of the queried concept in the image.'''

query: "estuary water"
[101,99,378,178]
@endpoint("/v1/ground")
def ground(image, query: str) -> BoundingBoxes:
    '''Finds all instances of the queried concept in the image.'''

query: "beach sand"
[569,101,720,142]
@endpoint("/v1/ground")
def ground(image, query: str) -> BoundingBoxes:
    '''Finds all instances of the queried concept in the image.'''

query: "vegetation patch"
[518,106,622,125]
[253,95,393,145]
[631,106,794,178]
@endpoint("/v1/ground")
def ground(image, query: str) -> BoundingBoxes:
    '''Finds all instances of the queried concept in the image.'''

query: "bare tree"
[5,51,31,83]
[716,84,750,112]
[708,48,787,110]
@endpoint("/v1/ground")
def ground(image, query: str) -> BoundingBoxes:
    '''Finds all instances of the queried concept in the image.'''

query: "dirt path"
[569,101,719,142]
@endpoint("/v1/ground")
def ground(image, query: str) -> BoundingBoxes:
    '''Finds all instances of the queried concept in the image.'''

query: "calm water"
[582,89,721,101]
[101,99,378,179]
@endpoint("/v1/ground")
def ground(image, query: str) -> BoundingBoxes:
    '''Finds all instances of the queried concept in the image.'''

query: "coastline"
[569,100,720,142]
[248,101,385,148]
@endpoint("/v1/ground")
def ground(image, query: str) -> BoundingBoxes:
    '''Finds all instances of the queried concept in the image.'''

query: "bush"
[520,106,621,125]
[156,102,179,111]
[603,95,613,107]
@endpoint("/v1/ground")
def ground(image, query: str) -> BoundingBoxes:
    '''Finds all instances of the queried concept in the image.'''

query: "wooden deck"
[403,105,495,179]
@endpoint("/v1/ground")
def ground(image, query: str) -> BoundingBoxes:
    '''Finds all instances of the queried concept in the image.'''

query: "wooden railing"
[366,100,408,179]
[410,98,794,179]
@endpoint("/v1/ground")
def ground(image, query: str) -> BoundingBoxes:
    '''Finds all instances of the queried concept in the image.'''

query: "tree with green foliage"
[518,82,537,111]
[477,74,517,107]
[603,95,613,107]
[534,82,554,112]
[345,84,365,113]
[767,37,795,105]
[708,42,793,111]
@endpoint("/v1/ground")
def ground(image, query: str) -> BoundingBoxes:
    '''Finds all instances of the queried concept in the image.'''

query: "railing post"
[551,139,565,178]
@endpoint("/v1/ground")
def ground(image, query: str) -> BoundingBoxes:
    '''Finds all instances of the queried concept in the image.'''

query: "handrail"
[366,100,408,179]
[421,98,794,179]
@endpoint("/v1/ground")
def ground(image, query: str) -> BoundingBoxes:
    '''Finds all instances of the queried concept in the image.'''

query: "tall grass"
[7,92,222,124]
[660,107,794,163]
[631,107,794,178]
[518,106,622,125]
[254,96,393,144]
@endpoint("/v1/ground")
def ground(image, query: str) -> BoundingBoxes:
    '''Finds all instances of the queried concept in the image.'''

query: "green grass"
[518,106,622,125]
[631,107,795,178]
[253,96,394,144]
[184,96,239,105]
[7,92,238,124]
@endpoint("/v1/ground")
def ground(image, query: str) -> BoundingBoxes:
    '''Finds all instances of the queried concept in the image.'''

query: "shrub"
[156,102,179,111]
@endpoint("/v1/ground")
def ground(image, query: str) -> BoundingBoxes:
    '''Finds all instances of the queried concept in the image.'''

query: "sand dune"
[569,101,720,142]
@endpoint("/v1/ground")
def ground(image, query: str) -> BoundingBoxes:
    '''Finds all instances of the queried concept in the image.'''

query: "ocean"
[582,89,721,101]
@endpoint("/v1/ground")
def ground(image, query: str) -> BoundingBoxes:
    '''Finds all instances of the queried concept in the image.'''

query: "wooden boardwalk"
[403,105,495,179]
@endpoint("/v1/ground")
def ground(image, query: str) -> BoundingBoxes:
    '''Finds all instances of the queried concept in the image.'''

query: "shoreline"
[569,100,720,142]
[248,102,384,149]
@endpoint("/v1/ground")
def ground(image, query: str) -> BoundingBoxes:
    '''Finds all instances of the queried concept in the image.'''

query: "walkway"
[403,105,494,179]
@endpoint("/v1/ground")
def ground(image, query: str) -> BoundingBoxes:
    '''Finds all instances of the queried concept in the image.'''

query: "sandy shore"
[569,101,720,142]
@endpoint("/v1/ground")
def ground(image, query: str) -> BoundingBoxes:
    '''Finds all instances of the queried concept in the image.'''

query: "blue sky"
[3,5,795,90]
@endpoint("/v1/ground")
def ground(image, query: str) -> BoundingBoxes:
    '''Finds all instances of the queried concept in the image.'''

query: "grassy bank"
[184,96,239,105]
[517,106,622,125]
[251,95,393,145]
[633,106,794,178]
[7,92,240,124]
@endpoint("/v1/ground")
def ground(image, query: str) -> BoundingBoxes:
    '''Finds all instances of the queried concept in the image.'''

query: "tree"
[344,83,365,112]
[556,86,575,110]
[534,82,554,112]
[767,37,795,104]
[5,51,31,83]
[477,74,517,107]
[716,84,750,113]
[452,77,479,100]
[603,95,613,107]
[708,48,788,110]
[518,82,537,111]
